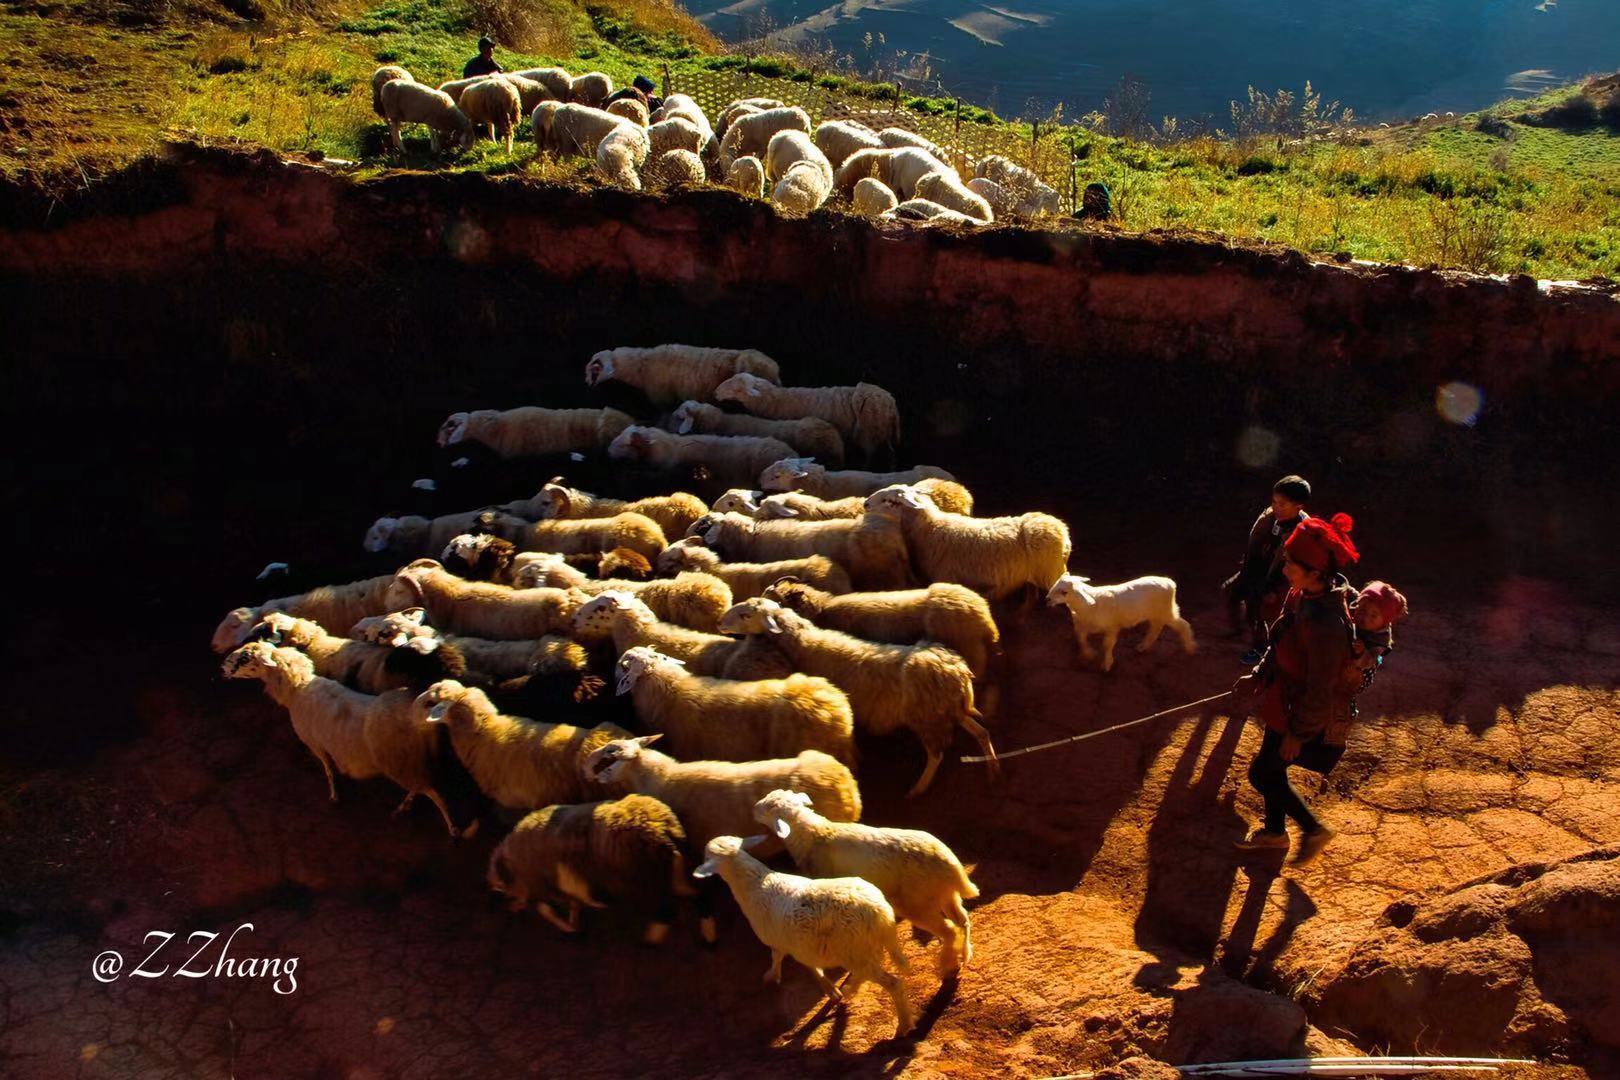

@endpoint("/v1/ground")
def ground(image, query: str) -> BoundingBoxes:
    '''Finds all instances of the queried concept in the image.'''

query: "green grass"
[1,0,1617,280]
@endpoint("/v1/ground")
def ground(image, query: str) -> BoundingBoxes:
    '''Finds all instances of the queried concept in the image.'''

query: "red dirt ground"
[2,494,1617,1079]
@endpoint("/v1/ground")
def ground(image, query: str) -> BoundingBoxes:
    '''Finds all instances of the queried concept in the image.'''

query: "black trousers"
[1247,728,1344,833]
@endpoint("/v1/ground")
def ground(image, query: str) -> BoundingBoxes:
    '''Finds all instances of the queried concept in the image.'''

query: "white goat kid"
[1045,574,1196,672]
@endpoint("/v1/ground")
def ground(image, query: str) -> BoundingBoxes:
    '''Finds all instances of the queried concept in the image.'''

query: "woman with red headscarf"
[1232,512,1360,865]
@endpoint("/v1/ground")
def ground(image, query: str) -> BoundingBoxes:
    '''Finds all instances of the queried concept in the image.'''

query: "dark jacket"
[1257,580,1355,744]
[1233,507,1306,601]
[463,55,503,78]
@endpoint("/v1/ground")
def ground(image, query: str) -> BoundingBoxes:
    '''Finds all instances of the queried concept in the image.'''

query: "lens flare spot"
[1236,425,1280,468]
[1436,382,1483,426]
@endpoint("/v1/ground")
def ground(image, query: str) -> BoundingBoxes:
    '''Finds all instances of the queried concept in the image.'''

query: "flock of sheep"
[371,63,1063,224]
[212,344,1195,1037]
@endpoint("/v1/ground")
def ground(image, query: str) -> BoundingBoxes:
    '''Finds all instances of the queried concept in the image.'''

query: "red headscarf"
[1285,512,1359,574]
[1357,580,1408,624]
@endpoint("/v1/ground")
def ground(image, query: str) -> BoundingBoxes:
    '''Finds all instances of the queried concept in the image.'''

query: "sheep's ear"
[1076,576,1090,584]
[790,791,813,807]
[635,734,663,747]
[261,651,279,668]
[773,817,791,839]
[403,607,426,624]
[677,413,695,435]
[629,428,650,449]
[764,613,783,635]
[740,834,769,850]
[692,860,717,879]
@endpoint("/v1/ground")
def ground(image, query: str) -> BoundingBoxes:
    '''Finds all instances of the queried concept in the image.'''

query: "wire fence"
[662,64,1085,214]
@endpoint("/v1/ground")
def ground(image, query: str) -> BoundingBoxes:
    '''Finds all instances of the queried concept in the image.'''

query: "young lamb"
[581,735,860,852]
[865,485,1071,602]
[615,646,856,765]
[608,427,798,490]
[760,475,973,517]
[714,374,900,461]
[1045,573,1196,672]
[371,65,413,117]
[211,574,396,654]
[585,344,781,407]
[710,488,764,516]
[755,789,977,975]
[717,599,999,796]
[670,401,846,466]
[529,482,709,540]
[508,66,572,102]
[222,644,474,837]
[726,155,765,197]
[758,457,952,499]
[380,80,473,153]
[913,171,994,223]
[720,106,812,170]
[436,406,635,458]
[459,77,522,152]
[852,177,898,218]
[568,71,613,107]
[489,794,694,943]
[248,612,466,693]
[417,679,629,812]
[692,834,914,1038]
[655,538,853,599]
[812,119,884,170]
[760,579,1000,679]
[766,130,834,213]
[387,559,584,640]
[696,510,913,591]
[571,591,789,679]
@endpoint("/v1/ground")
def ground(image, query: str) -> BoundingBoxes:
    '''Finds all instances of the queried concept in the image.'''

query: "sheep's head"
[581,734,662,784]
[384,561,439,611]
[511,552,579,589]
[351,607,430,646]
[756,493,803,519]
[759,457,816,493]
[655,537,709,575]
[442,532,513,580]
[692,834,768,878]
[759,577,817,613]
[863,485,926,518]
[712,489,762,515]
[1046,575,1093,610]
[713,372,769,404]
[364,515,410,554]
[211,607,261,654]
[615,646,683,695]
[599,547,652,581]
[753,789,816,839]
[571,590,641,639]
[415,679,471,722]
[221,641,281,680]
[584,350,616,387]
[607,426,660,461]
[531,482,571,519]
[437,411,471,447]
[246,611,310,648]
[670,400,712,435]
[717,597,786,637]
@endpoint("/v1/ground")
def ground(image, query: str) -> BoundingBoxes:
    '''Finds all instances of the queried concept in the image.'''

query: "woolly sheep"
[543,103,628,159]
[721,106,812,169]
[646,117,705,159]
[436,75,486,103]
[211,574,396,654]
[761,579,999,678]
[248,612,466,693]
[615,646,855,764]
[914,171,993,222]
[766,129,833,213]
[726,155,766,197]
[530,482,708,538]
[813,119,884,170]
[864,485,1071,601]
[380,80,473,153]
[653,93,711,138]
[878,126,946,160]
[586,344,780,406]
[711,489,763,515]
[718,599,999,796]
[417,680,628,811]
[582,736,860,853]
[353,607,586,685]
[500,74,555,114]
[758,457,953,499]
[460,77,524,154]
[504,512,669,562]
[756,789,977,975]
[647,148,706,188]
[531,100,564,153]
[670,401,845,465]
[489,795,694,943]
[609,427,798,489]
[758,475,974,519]
[966,176,1015,218]
[1045,573,1196,672]
[695,511,913,591]
[371,65,413,117]
[655,538,853,599]
[437,406,634,458]
[852,177,898,218]
[715,98,783,140]
[508,66,571,102]
[692,834,914,1037]
[569,71,613,108]
[349,607,436,647]
[597,121,649,189]
[387,559,584,640]
[571,591,789,679]
[222,643,472,837]
[606,97,650,128]
[764,131,826,186]
[886,199,984,225]
[363,508,515,558]
[715,374,900,461]
[975,155,1061,217]
[835,146,948,199]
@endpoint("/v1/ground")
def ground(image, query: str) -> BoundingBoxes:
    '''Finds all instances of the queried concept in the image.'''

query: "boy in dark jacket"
[1224,474,1311,663]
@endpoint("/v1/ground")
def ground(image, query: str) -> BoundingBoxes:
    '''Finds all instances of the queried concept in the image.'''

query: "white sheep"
[670,401,846,465]
[965,177,1015,218]
[569,71,613,107]
[835,146,948,199]
[352,608,584,684]
[715,374,900,462]
[878,126,947,160]
[647,148,706,188]
[654,538,853,599]
[248,612,466,693]
[720,106,811,170]
[761,578,1000,679]
[371,65,413,117]
[597,121,649,189]
[541,103,628,160]
[436,405,634,458]
[380,80,473,153]
[606,97,650,128]
[726,155,765,197]
[417,679,628,811]
[865,485,1071,601]
[222,643,470,837]
[528,482,708,538]
[759,476,974,519]
[211,574,396,654]
[509,512,669,562]
[696,510,913,591]
[386,559,584,640]
[571,591,788,679]
[885,199,985,226]
[914,171,993,222]
[692,834,914,1037]
[813,119,885,170]
[717,599,999,796]
[766,130,833,213]
[608,427,798,489]
[852,177,898,218]
[758,457,953,499]
[508,66,572,102]
[615,646,855,764]
[459,77,524,153]
[975,155,1061,217]
[362,508,520,558]
[585,344,780,406]
[710,488,764,515]
[646,116,704,159]
[653,93,711,140]
[1045,573,1196,672]
[755,789,977,975]
[489,795,694,943]
[715,98,783,141]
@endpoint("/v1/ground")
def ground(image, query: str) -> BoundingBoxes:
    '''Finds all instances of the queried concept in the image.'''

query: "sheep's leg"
[642,921,671,946]
[871,969,916,1037]
[811,967,843,1002]
[423,789,459,838]
[927,916,961,975]
[428,127,440,153]
[1100,629,1119,672]
[1074,625,1096,663]
[566,900,583,932]
[537,901,576,933]
[391,791,417,817]
[763,949,786,984]
[315,753,340,803]
[1138,620,1165,653]
[960,711,1001,781]
[949,897,973,966]
[388,119,402,151]
[1174,616,1198,654]
[906,750,945,798]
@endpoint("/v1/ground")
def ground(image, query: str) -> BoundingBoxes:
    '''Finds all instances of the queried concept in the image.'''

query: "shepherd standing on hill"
[463,35,503,79]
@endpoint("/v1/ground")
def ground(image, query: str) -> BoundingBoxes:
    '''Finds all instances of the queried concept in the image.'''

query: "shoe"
[1233,829,1289,853]
[1239,648,1263,665]
[1291,826,1336,865]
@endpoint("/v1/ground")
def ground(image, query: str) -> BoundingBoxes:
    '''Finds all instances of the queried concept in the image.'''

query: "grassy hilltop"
[1,0,1617,280]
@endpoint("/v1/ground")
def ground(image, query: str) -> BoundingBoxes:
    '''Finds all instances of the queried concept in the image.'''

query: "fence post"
[1030,120,1039,168]
[953,97,962,169]
[662,61,671,99]
[1070,153,1077,216]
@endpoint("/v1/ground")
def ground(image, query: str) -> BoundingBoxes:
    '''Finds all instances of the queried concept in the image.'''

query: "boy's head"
[1271,474,1311,519]
[477,35,495,56]
[1353,581,1408,632]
